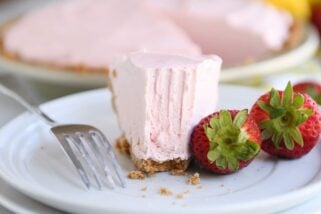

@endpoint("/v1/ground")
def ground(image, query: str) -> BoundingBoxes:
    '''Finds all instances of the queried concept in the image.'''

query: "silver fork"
[0,84,126,190]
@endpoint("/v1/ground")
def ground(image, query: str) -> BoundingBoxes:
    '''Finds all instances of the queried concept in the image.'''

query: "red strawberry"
[311,3,321,36]
[293,81,321,105]
[191,110,261,174]
[250,82,321,159]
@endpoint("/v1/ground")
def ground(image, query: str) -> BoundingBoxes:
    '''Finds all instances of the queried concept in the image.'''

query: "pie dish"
[0,0,302,75]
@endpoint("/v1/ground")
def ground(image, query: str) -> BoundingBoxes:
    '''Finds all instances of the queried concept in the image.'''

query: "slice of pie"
[109,52,222,173]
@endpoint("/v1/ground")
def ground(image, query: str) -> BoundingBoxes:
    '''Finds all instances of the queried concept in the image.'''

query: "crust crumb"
[170,169,187,176]
[176,189,190,199]
[127,170,145,180]
[115,136,130,155]
[187,173,200,185]
[141,187,147,192]
[176,193,184,199]
[159,188,173,196]
[147,171,156,177]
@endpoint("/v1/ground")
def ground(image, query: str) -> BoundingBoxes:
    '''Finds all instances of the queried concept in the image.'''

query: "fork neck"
[32,107,58,127]
[0,84,58,127]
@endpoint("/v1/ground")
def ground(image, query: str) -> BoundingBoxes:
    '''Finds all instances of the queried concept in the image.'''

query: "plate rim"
[0,85,321,214]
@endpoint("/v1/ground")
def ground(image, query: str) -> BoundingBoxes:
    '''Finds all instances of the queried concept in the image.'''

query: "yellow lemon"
[265,0,311,20]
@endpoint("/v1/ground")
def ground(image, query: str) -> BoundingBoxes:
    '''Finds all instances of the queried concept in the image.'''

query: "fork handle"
[0,83,57,126]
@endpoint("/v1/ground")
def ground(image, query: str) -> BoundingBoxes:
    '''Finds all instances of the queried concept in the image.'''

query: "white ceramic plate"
[0,85,321,214]
[0,24,318,86]
[0,178,62,214]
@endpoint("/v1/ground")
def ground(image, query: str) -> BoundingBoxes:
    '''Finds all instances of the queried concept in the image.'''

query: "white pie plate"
[0,85,321,214]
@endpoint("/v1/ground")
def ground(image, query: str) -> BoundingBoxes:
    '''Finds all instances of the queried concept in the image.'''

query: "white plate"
[0,24,318,86]
[0,85,321,214]
[0,178,62,214]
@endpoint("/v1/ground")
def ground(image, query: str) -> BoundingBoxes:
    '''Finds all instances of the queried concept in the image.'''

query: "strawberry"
[311,3,321,36]
[293,81,321,105]
[191,110,261,174]
[250,82,321,159]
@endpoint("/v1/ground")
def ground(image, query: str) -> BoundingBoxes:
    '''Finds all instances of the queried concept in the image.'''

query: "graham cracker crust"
[187,173,201,185]
[115,136,190,173]
[0,18,305,74]
[283,20,304,50]
[127,170,145,180]
[131,152,190,174]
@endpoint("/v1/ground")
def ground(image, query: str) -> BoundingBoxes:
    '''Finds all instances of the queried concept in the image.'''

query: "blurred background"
[0,0,321,104]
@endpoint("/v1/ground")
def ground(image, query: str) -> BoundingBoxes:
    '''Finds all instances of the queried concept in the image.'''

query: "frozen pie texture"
[2,0,200,71]
[109,52,221,172]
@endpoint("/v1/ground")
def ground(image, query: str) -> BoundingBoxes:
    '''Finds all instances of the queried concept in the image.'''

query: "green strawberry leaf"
[234,141,259,160]
[272,132,282,149]
[227,156,239,171]
[284,133,294,150]
[209,117,220,132]
[216,156,227,169]
[282,82,293,106]
[233,109,248,128]
[207,150,220,162]
[219,110,233,127]
[295,109,314,125]
[289,128,304,147]
[262,129,272,140]
[204,125,216,142]
[257,100,274,115]
[293,94,304,108]
[270,88,281,107]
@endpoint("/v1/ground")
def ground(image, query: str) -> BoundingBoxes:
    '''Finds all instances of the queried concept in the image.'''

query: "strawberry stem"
[258,82,314,150]
[204,110,260,171]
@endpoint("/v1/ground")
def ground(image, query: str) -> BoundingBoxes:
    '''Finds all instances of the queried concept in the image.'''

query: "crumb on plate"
[187,173,200,185]
[176,189,190,199]
[127,170,145,180]
[159,188,173,196]
[176,193,184,199]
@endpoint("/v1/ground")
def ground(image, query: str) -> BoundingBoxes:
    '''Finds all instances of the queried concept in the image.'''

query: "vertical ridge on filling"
[110,52,221,169]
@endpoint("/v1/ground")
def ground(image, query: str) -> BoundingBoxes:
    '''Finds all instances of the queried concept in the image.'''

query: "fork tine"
[90,131,126,188]
[59,135,91,189]
[69,134,103,190]
[87,133,116,188]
